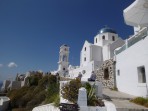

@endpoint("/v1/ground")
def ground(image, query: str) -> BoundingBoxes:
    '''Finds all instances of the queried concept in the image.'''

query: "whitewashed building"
[68,27,124,81]
[115,0,148,97]
[55,0,148,97]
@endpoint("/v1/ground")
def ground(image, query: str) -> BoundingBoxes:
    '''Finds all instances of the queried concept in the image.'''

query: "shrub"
[26,99,38,109]
[86,83,104,106]
[38,75,49,87]
[28,76,39,86]
[12,108,29,111]
[45,75,59,104]
[144,102,148,107]
[53,94,60,107]
[61,80,104,106]
[131,97,148,107]
[48,75,58,84]
[8,86,30,108]
[61,79,82,103]
[110,87,118,91]
[8,74,55,110]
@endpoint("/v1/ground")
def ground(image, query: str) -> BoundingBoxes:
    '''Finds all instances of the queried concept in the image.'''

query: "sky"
[0,0,135,81]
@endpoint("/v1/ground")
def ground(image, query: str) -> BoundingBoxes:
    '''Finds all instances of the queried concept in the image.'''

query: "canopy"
[124,0,148,27]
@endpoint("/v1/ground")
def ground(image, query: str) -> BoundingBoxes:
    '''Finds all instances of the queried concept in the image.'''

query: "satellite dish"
[124,0,148,27]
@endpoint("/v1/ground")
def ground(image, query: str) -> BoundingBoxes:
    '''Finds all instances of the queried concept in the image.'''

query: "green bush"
[54,94,60,107]
[61,79,104,106]
[61,79,82,103]
[12,108,29,111]
[8,74,59,110]
[110,87,118,91]
[28,76,39,86]
[38,75,49,87]
[86,83,104,106]
[45,75,59,104]
[131,97,148,107]
[8,75,104,110]
[8,86,30,108]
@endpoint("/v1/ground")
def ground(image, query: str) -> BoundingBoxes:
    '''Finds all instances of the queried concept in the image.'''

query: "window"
[96,38,97,43]
[137,66,146,83]
[63,55,67,62]
[117,70,120,76]
[82,70,86,74]
[84,57,86,61]
[84,47,86,51]
[102,35,105,40]
[104,68,109,80]
[112,36,115,41]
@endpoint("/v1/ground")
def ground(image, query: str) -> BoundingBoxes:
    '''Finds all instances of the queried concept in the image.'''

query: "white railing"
[115,27,148,55]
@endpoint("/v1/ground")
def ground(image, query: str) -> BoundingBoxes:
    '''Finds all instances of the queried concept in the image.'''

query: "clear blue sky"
[0,0,135,81]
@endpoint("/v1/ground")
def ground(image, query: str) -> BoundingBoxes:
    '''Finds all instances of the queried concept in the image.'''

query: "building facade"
[114,0,148,97]
[68,26,124,81]
[55,0,148,97]
[115,28,148,97]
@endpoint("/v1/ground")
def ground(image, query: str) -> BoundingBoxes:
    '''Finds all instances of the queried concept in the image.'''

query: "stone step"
[103,94,132,100]
[103,89,135,100]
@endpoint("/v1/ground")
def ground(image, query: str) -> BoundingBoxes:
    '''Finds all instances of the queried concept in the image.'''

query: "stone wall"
[96,59,116,88]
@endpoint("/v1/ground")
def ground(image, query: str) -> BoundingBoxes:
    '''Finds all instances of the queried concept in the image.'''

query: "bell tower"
[58,44,69,77]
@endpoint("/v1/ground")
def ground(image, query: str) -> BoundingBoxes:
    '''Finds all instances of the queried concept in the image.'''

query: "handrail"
[115,27,148,55]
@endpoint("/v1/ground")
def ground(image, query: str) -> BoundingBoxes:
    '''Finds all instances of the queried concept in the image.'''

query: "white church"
[55,0,148,98]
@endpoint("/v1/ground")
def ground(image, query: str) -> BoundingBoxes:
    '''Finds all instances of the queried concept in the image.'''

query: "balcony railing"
[115,27,148,55]
[115,44,126,55]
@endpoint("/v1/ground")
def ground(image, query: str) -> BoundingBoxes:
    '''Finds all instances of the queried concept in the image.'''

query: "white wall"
[109,38,125,59]
[81,41,91,67]
[102,45,109,61]
[32,104,60,111]
[91,45,103,62]
[116,35,148,97]
[69,63,93,80]
[0,97,10,111]
[94,33,119,47]
[69,61,102,81]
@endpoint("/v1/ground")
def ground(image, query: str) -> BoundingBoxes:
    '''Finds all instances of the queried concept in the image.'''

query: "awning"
[124,0,148,27]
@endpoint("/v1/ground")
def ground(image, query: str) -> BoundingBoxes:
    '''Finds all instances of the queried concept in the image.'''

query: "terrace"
[115,27,148,55]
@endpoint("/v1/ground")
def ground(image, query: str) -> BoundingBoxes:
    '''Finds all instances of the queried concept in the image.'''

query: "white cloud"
[8,62,18,68]
[0,64,3,67]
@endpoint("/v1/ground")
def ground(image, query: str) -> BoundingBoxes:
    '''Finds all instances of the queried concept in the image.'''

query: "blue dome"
[62,44,68,47]
[99,26,117,34]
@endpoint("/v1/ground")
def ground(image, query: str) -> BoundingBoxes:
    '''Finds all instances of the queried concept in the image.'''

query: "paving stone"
[102,88,148,111]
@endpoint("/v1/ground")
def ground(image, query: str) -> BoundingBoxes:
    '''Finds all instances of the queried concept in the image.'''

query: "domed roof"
[62,44,68,47]
[99,26,117,34]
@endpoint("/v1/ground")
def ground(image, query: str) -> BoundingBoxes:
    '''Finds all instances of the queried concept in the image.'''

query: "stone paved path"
[102,88,148,111]
[103,89,135,100]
